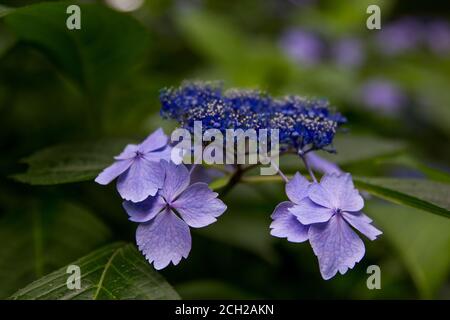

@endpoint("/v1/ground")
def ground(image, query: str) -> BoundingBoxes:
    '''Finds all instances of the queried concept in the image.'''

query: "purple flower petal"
[114,144,139,160]
[160,161,190,202]
[172,182,227,228]
[360,79,405,114]
[117,159,164,202]
[270,201,309,243]
[342,212,382,241]
[136,209,191,270]
[139,128,168,153]
[95,159,133,185]
[305,152,342,175]
[309,214,365,280]
[308,183,335,209]
[143,146,172,162]
[123,195,166,223]
[280,29,324,66]
[285,172,310,204]
[317,173,364,211]
[289,198,333,225]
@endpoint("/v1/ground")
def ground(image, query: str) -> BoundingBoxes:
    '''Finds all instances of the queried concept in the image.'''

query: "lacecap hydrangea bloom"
[95,128,170,202]
[123,161,226,269]
[289,173,382,279]
[95,81,382,280]
[160,81,346,151]
[95,128,227,270]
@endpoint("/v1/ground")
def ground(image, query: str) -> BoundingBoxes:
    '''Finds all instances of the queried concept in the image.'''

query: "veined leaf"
[10,242,180,300]
[4,3,148,92]
[12,139,130,185]
[354,177,450,219]
[0,201,111,298]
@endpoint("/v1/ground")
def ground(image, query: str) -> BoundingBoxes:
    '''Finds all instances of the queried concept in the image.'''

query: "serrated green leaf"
[10,242,180,300]
[354,177,450,219]
[0,201,111,298]
[12,139,130,185]
[366,201,450,298]
[4,2,148,92]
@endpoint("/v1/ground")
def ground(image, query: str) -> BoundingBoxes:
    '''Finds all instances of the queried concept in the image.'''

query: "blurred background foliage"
[0,0,449,299]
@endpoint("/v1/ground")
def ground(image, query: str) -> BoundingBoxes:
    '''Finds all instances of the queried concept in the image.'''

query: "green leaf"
[209,175,231,191]
[4,2,148,92]
[10,242,180,300]
[0,201,111,298]
[354,177,450,219]
[281,134,406,172]
[366,201,450,298]
[12,139,130,185]
[375,155,450,184]
[322,134,406,165]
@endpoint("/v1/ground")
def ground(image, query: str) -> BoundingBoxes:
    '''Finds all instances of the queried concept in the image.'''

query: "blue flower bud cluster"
[160,81,346,151]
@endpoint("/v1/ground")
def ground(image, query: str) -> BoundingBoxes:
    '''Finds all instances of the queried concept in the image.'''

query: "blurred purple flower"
[95,128,171,202]
[360,79,406,114]
[123,161,227,270]
[426,20,450,55]
[376,17,423,55]
[332,38,365,68]
[290,173,382,280]
[280,29,324,66]
[270,173,310,242]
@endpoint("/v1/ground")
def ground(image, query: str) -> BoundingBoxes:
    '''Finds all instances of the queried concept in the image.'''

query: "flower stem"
[271,161,289,183]
[189,164,197,175]
[299,151,317,183]
[219,165,244,197]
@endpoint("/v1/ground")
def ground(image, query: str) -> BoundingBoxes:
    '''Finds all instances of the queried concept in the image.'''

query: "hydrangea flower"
[123,161,227,270]
[290,173,382,279]
[305,152,342,175]
[160,81,346,152]
[271,96,346,150]
[332,37,365,68]
[426,20,450,55]
[279,29,324,66]
[375,17,422,55]
[270,173,311,242]
[95,128,171,202]
[360,79,406,114]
